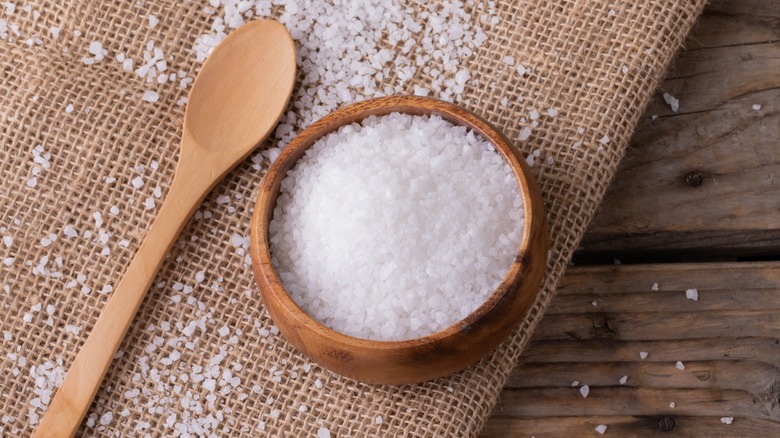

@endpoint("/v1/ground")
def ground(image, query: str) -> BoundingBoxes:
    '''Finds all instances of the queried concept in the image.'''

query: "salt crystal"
[194,271,205,283]
[144,197,155,210]
[663,93,679,112]
[516,64,526,76]
[676,361,685,370]
[64,226,78,237]
[518,126,532,141]
[651,283,659,291]
[547,108,558,117]
[599,135,610,145]
[619,375,627,384]
[669,401,676,408]
[317,427,331,438]
[686,288,699,301]
[2,235,12,247]
[752,104,761,111]
[218,325,230,337]
[100,285,113,294]
[299,404,308,412]
[621,65,628,74]
[93,212,103,228]
[142,90,159,103]
[65,104,74,114]
[502,55,515,66]
[375,415,383,424]
[148,14,159,28]
[580,385,590,398]
[640,351,648,359]
[721,417,733,424]
[595,424,607,434]
[131,176,144,189]
[99,412,113,425]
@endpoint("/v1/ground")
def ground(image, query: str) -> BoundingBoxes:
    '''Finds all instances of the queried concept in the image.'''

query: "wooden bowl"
[250,96,548,385]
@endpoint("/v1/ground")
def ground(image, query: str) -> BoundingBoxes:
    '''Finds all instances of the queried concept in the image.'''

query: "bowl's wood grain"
[250,95,548,384]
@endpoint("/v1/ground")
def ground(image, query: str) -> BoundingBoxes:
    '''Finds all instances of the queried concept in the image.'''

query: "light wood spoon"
[34,19,296,437]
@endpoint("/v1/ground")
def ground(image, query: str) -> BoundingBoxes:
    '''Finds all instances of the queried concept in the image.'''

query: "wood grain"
[483,262,780,437]
[250,95,549,385]
[577,0,780,261]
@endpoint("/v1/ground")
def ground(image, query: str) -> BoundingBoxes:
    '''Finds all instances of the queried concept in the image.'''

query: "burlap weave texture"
[0,0,705,436]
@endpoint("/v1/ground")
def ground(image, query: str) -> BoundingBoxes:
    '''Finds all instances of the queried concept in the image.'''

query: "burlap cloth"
[0,0,706,436]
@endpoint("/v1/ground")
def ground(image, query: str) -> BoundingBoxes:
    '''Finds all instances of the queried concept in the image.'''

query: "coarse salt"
[270,113,523,341]
[721,417,733,424]
[142,90,159,103]
[663,93,679,112]
[595,424,607,434]
[686,288,699,301]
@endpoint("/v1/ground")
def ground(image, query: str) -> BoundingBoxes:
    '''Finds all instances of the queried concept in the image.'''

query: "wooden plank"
[482,262,780,437]
[577,0,780,260]
[483,416,780,438]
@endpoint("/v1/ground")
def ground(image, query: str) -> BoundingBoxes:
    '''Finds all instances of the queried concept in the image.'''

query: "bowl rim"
[250,95,543,352]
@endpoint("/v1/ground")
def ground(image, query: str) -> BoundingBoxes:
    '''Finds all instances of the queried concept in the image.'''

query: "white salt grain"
[502,55,515,66]
[676,361,685,370]
[752,104,761,111]
[142,90,159,103]
[580,385,590,398]
[595,424,607,434]
[663,93,679,112]
[516,64,527,76]
[317,427,331,438]
[99,412,113,425]
[619,375,627,384]
[270,114,523,341]
[640,351,648,359]
[721,417,733,424]
[669,401,676,408]
[686,288,699,301]
[375,415,383,424]
[65,104,74,114]
[599,135,610,145]
[518,126,532,141]
[148,14,159,28]
[131,176,144,189]
[651,282,659,291]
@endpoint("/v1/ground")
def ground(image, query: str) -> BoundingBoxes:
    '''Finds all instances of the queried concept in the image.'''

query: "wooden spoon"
[34,19,296,437]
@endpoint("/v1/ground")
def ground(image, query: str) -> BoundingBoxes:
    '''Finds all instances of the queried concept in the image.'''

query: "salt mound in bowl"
[250,95,548,384]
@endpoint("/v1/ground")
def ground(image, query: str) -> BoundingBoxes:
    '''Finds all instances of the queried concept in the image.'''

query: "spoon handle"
[34,156,210,438]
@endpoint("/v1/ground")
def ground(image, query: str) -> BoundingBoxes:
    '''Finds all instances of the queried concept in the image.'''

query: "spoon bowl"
[35,19,296,437]
[250,96,548,384]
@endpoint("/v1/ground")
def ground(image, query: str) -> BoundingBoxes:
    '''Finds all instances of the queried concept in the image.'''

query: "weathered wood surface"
[483,262,780,437]
[484,1,780,436]
[576,0,780,262]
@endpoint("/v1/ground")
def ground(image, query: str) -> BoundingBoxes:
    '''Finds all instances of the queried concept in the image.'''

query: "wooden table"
[484,1,780,436]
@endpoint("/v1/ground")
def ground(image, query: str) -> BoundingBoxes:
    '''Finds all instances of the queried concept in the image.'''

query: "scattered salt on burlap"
[0,0,705,436]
